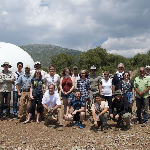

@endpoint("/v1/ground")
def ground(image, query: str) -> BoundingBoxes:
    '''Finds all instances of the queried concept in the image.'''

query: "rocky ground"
[0,102,150,150]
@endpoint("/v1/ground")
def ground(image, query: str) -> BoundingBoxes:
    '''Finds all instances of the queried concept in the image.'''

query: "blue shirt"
[77,78,90,98]
[68,97,85,110]
[16,74,33,91]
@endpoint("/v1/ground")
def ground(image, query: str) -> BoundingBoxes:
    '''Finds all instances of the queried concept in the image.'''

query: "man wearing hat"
[109,90,132,130]
[88,65,102,114]
[30,61,46,79]
[0,62,14,120]
[72,66,80,89]
[16,65,33,122]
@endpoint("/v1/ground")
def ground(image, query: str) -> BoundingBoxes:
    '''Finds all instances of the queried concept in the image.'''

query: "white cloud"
[0,0,150,57]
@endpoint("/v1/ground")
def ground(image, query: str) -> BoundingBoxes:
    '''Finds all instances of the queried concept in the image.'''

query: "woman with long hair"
[23,70,44,124]
[60,67,75,115]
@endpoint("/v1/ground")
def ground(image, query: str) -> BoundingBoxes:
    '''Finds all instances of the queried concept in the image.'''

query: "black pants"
[29,94,43,114]
[0,92,11,117]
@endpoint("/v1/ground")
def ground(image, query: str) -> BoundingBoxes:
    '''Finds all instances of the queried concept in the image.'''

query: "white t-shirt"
[42,91,61,108]
[43,74,60,92]
[72,74,80,89]
[101,78,112,96]
[13,71,24,91]
[91,101,109,112]
[30,69,47,79]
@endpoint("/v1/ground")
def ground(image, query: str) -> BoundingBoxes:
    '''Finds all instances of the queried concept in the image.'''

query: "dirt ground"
[0,101,150,150]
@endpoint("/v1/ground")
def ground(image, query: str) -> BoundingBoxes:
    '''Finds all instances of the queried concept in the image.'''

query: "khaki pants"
[18,92,31,121]
[45,108,63,125]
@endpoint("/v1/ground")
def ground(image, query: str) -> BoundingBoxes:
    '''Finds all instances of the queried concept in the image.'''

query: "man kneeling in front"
[109,90,132,130]
[65,90,85,129]
[91,93,108,132]
[42,84,63,126]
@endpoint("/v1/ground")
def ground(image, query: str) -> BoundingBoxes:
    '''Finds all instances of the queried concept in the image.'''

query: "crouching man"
[65,90,85,129]
[42,84,63,126]
[109,90,132,130]
[91,93,108,132]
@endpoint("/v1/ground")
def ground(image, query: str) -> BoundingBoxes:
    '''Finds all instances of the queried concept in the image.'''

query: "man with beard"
[109,90,132,130]
[16,65,33,122]
[30,61,46,79]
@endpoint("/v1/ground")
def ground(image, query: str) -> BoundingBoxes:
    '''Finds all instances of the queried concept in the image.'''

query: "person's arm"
[60,77,65,94]
[30,84,34,100]
[134,87,143,97]
[112,85,115,96]
[132,87,135,101]
[42,104,48,110]
[53,105,61,112]
[72,107,85,115]
[99,81,102,95]
[16,84,21,96]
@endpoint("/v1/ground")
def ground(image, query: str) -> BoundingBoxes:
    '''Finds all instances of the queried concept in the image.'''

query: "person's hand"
[72,110,77,115]
[110,114,113,119]
[139,92,144,97]
[94,120,98,127]
[115,114,119,120]
[65,114,68,120]
[132,97,135,102]
[18,92,21,96]
[30,95,34,100]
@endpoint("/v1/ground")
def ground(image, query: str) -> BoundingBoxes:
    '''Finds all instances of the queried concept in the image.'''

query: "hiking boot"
[141,122,147,127]
[124,126,130,131]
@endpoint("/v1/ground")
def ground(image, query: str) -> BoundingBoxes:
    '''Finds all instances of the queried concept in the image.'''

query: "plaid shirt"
[77,78,90,98]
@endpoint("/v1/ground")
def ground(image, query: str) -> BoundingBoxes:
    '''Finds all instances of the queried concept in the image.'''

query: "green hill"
[20,44,81,68]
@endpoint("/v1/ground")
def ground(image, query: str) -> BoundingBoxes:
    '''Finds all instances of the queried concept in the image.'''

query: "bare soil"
[0,102,150,150]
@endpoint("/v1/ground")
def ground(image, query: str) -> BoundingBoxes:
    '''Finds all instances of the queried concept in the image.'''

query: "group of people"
[0,61,149,131]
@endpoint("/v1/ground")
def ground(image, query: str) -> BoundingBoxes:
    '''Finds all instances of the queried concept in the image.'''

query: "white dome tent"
[0,42,34,72]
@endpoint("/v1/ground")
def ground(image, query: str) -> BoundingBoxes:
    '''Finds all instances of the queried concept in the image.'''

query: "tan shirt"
[0,70,14,92]
[91,101,109,114]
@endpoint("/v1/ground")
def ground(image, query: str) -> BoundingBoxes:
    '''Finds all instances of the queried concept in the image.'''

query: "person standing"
[0,62,14,120]
[60,67,75,115]
[99,71,113,108]
[88,65,101,114]
[16,65,33,122]
[134,67,150,127]
[112,63,124,92]
[13,62,24,119]
[44,65,60,93]
[72,66,80,89]
[23,70,44,124]
[77,70,90,114]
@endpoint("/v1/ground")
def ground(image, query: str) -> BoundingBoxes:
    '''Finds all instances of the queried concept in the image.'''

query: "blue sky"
[0,0,150,57]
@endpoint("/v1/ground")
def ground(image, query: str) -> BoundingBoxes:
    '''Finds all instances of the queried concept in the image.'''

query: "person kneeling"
[42,84,63,126]
[91,93,108,132]
[65,90,85,129]
[109,90,132,130]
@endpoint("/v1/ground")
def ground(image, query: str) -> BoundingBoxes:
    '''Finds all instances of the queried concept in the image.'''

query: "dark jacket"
[109,97,131,116]
[112,74,124,91]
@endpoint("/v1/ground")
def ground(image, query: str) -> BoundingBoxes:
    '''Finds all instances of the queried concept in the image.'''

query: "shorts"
[123,92,133,103]
[61,92,73,99]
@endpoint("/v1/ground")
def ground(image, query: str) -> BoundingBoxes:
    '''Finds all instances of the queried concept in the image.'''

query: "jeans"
[123,92,133,104]
[136,97,149,123]
[13,91,20,115]
[0,92,11,118]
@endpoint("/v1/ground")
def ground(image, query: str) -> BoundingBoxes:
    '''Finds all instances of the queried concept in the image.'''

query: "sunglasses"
[124,75,129,77]
[140,70,145,72]
[119,67,123,69]
[4,65,8,67]
[91,69,96,71]
[36,73,41,74]
[104,74,109,75]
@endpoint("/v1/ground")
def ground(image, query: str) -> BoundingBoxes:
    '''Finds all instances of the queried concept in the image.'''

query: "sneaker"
[74,121,79,126]
[13,115,18,120]
[130,121,133,125]
[79,123,83,129]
